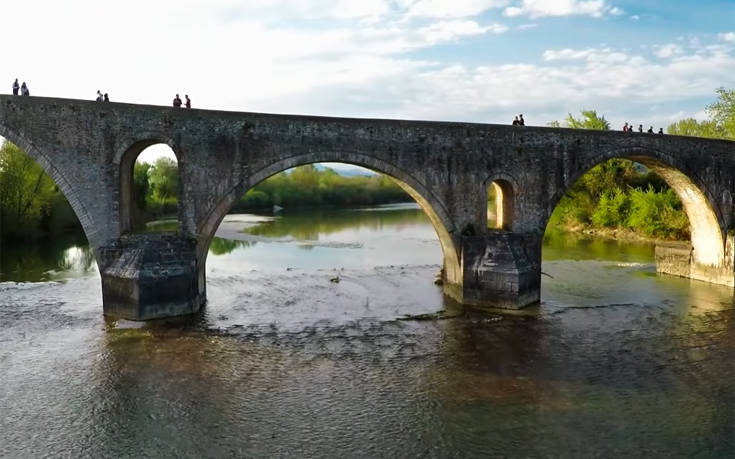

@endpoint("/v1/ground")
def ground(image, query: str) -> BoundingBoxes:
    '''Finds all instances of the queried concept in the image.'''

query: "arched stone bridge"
[2,95,734,320]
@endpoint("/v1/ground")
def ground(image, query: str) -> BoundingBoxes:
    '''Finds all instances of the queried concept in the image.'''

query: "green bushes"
[548,160,690,240]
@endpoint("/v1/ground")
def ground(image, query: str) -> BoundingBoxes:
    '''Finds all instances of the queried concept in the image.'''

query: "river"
[1,203,733,457]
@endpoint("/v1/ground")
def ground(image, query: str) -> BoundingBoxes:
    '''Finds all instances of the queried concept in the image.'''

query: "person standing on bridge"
[20,82,29,96]
[96,90,103,102]
[658,128,664,134]
[512,116,519,125]
[12,79,19,95]
[104,93,110,102]
[622,122,629,132]
[518,114,525,126]
[173,94,182,107]
[647,126,654,133]
[185,95,191,108]
[638,124,643,133]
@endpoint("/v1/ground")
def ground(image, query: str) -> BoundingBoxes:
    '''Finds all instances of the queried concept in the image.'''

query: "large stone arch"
[0,124,99,247]
[115,133,182,235]
[546,145,725,267]
[197,152,462,285]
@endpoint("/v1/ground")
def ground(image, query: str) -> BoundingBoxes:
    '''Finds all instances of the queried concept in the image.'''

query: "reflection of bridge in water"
[1,95,734,320]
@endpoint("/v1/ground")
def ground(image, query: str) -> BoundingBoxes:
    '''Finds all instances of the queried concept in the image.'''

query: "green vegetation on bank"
[232,165,410,211]
[0,141,81,242]
[541,88,734,240]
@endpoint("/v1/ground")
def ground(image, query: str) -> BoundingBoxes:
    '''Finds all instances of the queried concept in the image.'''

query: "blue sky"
[2,0,734,170]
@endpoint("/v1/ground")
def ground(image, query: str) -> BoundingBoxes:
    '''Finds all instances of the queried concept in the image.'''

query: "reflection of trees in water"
[0,232,94,282]
[242,207,429,240]
[209,237,256,255]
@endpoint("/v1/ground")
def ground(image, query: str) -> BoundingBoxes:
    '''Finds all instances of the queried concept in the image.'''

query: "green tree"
[0,141,57,240]
[550,110,611,130]
[667,87,735,140]
[148,157,179,201]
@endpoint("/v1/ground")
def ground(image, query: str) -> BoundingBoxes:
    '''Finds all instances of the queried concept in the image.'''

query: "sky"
[2,0,734,171]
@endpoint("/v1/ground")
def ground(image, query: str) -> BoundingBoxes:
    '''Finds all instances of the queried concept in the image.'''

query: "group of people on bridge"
[9,79,193,109]
[623,122,664,134]
[173,94,191,108]
[511,114,525,126]
[11,79,29,96]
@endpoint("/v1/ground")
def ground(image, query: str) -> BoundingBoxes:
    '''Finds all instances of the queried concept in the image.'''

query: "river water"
[1,203,733,458]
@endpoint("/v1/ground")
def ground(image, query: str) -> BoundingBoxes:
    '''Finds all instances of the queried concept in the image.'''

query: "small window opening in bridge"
[487,180,514,230]
[0,138,94,282]
[130,144,179,233]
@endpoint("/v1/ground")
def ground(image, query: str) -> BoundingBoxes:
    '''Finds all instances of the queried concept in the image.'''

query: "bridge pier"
[98,234,204,320]
[452,232,541,309]
[655,234,735,287]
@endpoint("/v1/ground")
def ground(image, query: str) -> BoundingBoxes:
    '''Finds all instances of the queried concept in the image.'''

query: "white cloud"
[503,0,612,18]
[609,6,624,15]
[420,20,508,43]
[407,0,511,18]
[630,14,640,21]
[719,32,735,42]
[654,43,683,58]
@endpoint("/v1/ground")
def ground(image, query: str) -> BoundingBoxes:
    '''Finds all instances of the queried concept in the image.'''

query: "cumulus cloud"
[719,32,735,42]
[406,0,512,18]
[654,43,683,58]
[503,0,614,18]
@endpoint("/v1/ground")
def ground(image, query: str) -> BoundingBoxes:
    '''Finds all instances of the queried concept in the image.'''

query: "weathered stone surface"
[457,233,541,309]
[98,234,202,320]
[1,95,734,319]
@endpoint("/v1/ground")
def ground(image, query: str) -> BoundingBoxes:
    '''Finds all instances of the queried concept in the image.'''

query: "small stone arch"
[484,173,518,231]
[197,152,462,285]
[116,135,182,235]
[548,146,726,267]
[0,124,99,247]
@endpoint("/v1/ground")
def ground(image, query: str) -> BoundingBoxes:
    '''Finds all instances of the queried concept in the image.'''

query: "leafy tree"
[148,157,179,201]
[0,141,57,240]
[667,87,735,140]
[550,110,611,130]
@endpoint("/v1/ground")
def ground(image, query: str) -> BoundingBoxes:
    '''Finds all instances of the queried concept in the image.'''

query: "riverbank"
[550,222,686,245]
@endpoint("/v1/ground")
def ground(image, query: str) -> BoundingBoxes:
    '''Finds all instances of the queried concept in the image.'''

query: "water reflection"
[0,232,96,282]
[0,203,733,457]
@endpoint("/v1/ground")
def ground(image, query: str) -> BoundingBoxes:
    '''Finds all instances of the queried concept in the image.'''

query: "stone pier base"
[655,238,735,287]
[98,234,204,320]
[454,232,541,309]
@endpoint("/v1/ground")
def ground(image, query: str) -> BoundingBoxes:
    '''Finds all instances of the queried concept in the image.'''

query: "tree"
[0,141,57,240]
[667,87,735,140]
[550,110,610,130]
[148,157,179,201]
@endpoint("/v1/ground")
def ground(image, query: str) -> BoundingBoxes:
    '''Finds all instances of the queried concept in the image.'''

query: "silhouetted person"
[20,82,29,96]
[12,79,19,95]
[623,122,629,132]
[647,126,654,133]
[173,94,182,107]
[658,128,664,134]
[104,93,110,102]
[519,114,525,126]
[185,94,191,108]
[627,122,632,133]
[96,90,103,102]
[638,124,643,133]
[512,116,519,126]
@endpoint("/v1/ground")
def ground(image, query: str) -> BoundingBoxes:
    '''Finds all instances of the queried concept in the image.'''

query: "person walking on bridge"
[185,94,191,108]
[96,90,103,102]
[173,94,182,107]
[20,82,29,96]
[12,79,19,95]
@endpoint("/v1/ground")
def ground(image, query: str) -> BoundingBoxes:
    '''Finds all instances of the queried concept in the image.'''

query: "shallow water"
[1,204,733,458]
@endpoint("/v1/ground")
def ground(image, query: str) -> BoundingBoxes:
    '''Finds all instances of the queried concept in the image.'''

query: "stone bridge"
[1,95,734,320]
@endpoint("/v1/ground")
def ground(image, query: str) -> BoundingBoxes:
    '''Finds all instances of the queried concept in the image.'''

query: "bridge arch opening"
[544,156,723,267]
[120,142,181,234]
[487,179,514,230]
[199,159,462,297]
